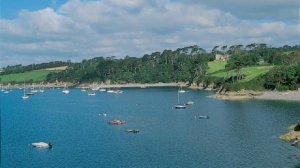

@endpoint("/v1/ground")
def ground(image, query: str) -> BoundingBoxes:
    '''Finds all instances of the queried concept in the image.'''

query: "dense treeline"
[264,65,300,90]
[45,43,299,91]
[2,43,299,91]
[1,61,70,75]
[47,46,211,84]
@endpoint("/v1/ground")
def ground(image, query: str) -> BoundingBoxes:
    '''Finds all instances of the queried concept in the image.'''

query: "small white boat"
[62,90,70,94]
[26,92,34,96]
[178,90,186,93]
[178,86,186,93]
[62,84,70,94]
[185,101,194,105]
[125,129,140,134]
[113,90,123,94]
[175,105,186,109]
[99,113,107,117]
[99,88,106,92]
[39,86,45,93]
[31,84,38,93]
[3,90,9,94]
[197,115,210,119]
[88,92,96,96]
[91,87,99,91]
[107,89,114,93]
[31,142,52,148]
[81,88,87,92]
[22,95,29,99]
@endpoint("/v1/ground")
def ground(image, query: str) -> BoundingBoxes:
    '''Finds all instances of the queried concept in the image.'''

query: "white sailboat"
[62,84,70,94]
[107,88,114,93]
[178,85,186,93]
[81,87,87,92]
[22,83,29,99]
[39,85,45,93]
[31,84,38,93]
[175,89,186,109]
[3,85,10,93]
[87,89,96,96]
[99,88,106,92]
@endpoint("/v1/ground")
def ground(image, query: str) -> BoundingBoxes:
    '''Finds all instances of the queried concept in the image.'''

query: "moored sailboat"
[22,83,29,100]
[175,89,186,109]
[62,84,70,94]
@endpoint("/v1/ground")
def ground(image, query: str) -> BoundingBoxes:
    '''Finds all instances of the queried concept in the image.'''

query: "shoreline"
[1,82,299,102]
[211,90,300,102]
[254,91,300,102]
[0,82,188,89]
[77,82,188,88]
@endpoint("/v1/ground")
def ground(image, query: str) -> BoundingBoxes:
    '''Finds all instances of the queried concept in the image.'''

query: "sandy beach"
[210,90,300,102]
[254,91,300,102]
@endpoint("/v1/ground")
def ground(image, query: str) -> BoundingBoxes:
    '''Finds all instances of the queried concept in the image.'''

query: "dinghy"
[31,142,52,148]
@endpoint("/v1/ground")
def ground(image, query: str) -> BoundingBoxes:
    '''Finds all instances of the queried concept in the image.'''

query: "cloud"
[0,0,299,66]
[181,0,299,22]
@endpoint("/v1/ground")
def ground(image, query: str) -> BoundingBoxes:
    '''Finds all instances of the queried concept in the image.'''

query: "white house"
[215,54,229,61]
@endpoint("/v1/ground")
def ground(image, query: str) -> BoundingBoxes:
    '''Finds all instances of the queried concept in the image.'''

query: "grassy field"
[208,61,273,82]
[207,61,227,74]
[0,69,60,84]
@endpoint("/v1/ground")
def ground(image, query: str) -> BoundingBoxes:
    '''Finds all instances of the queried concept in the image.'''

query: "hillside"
[208,61,273,82]
[0,67,66,84]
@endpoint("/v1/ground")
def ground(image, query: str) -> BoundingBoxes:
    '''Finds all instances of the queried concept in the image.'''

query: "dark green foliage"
[46,46,210,84]
[264,65,300,91]
[294,124,300,131]
[225,77,265,91]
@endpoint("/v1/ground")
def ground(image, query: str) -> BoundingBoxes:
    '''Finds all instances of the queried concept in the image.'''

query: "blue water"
[1,88,300,168]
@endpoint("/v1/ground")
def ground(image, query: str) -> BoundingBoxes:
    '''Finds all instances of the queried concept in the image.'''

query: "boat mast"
[177,89,180,104]
[23,83,25,96]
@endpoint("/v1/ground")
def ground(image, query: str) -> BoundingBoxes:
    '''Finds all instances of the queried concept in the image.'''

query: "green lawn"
[207,61,227,74]
[0,70,56,84]
[208,60,273,82]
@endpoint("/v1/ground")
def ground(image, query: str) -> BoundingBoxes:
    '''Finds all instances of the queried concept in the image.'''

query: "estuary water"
[1,88,300,168]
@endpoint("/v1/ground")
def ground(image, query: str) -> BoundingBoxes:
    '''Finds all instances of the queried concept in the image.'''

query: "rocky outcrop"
[211,90,263,100]
[280,124,300,148]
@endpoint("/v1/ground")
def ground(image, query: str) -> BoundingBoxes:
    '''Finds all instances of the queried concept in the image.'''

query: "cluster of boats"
[1,84,46,99]
[104,117,139,134]
[174,86,194,109]
[81,86,124,96]
[22,84,46,99]
[1,88,11,94]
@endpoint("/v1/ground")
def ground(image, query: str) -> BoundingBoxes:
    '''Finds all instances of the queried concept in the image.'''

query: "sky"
[0,0,299,67]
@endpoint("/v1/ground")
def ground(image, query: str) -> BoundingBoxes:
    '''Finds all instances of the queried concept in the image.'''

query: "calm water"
[1,88,300,168]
